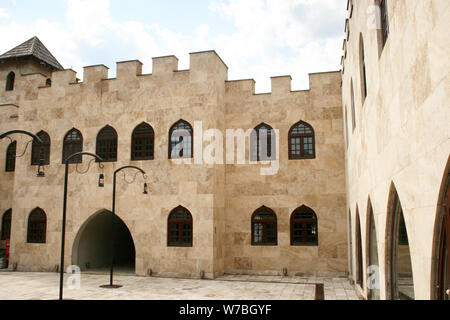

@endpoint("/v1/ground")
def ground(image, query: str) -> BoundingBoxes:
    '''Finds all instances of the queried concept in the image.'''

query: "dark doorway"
[436,161,449,300]
[72,210,135,274]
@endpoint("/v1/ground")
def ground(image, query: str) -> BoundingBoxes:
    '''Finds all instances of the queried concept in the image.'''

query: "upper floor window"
[250,123,276,161]
[45,78,52,87]
[288,121,315,159]
[167,206,193,247]
[5,141,16,172]
[5,72,15,91]
[62,128,83,164]
[131,122,154,161]
[360,34,368,103]
[31,131,51,166]
[251,206,277,246]
[1,209,12,240]
[169,120,193,159]
[290,205,318,246]
[96,125,118,162]
[380,0,389,49]
[27,208,47,244]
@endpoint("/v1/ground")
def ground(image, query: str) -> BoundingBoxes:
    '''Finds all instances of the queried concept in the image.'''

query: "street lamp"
[100,165,147,289]
[0,130,45,177]
[59,152,104,300]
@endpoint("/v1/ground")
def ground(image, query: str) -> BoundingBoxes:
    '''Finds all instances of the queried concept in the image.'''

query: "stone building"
[0,0,448,301]
[341,0,449,300]
[0,36,346,281]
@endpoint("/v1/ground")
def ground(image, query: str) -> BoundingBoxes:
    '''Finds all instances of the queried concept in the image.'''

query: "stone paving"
[0,271,360,300]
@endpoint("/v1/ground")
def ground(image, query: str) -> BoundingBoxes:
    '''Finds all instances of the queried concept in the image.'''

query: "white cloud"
[0,8,9,19]
[209,0,347,92]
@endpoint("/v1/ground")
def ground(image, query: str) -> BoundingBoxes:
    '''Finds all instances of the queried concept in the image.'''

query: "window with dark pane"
[290,206,318,246]
[380,0,389,48]
[398,213,409,245]
[1,209,12,240]
[251,207,277,246]
[31,131,51,165]
[27,208,46,243]
[250,123,276,162]
[167,206,193,247]
[5,71,15,91]
[169,120,193,159]
[62,129,83,163]
[132,123,154,160]
[289,121,315,159]
[5,141,16,172]
[96,126,118,162]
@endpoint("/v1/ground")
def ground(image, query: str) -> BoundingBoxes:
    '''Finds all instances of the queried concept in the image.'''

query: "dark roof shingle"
[0,36,64,70]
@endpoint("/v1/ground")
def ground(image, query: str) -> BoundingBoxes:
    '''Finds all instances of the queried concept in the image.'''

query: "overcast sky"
[0,0,347,93]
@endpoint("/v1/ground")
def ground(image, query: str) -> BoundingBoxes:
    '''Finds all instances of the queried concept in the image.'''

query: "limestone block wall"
[342,0,450,299]
[223,72,347,277]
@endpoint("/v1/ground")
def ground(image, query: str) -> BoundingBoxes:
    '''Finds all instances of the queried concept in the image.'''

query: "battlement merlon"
[117,60,143,78]
[189,50,228,82]
[271,75,292,95]
[152,56,178,75]
[83,64,109,83]
[52,69,77,86]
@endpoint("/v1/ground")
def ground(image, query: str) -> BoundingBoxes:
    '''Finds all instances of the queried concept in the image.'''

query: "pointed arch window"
[291,205,318,246]
[1,209,12,240]
[27,208,47,244]
[169,120,193,159]
[367,200,380,300]
[252,206,277,246]
[131,122,154,161]
[96,125,118,162]
[31,131,51,165]
[6,72,15,91]
[5,141,16,172]
[250,123,276,161]
[380,0,389,49]
[360,34,368,103]
[167,206,193,247]
[289,121,315,159]
[62,129,83,163]
[356,208,364,287]
[351,79,356,132]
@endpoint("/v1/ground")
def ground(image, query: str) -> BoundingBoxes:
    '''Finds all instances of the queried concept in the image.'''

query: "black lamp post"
[100,165,147,289]
[0,130,45,177]
[59,152,104,300]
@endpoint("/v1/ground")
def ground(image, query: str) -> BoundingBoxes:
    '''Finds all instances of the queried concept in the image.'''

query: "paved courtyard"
[0,271,360,300]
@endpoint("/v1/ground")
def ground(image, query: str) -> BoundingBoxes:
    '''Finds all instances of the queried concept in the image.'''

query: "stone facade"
[341,0,449,300]
[0,44,346,279]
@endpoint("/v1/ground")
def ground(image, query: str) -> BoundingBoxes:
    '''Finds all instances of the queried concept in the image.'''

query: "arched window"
[45,78,51,87]
[167,206,193,247]
[380,0,389,49]
[367,199,380,300]
[436,161,449,300]
[96,125,118,162]
[251,206,277,246]
[1,209,12,240]
[169,120,193,159]
[344,106,349,148]
[250,123,276,161]
[288,121,315,159]
[5,72,15,91]
[31,131,51,165]
[360,34,368,103]
[348,210,354,281]
[387,184,415,300]
[62,128,83,163]
[290,205,318,245]
[355,207,363,287]
[131,122,154,161]
[5,141,16,172]
[27,208,47,243]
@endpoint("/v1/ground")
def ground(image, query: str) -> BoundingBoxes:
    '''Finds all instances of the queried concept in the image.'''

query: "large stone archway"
[72,210,135,274]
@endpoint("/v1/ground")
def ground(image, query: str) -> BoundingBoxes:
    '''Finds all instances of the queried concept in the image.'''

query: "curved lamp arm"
[64,151,103,164]
[0,130,43,144]
[114,165,146,176]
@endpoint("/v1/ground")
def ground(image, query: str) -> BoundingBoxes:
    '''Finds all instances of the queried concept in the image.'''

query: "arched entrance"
[367,199,380,300]
[434,159,449,300]
[72,210,135,274]
[386,184,415,300]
